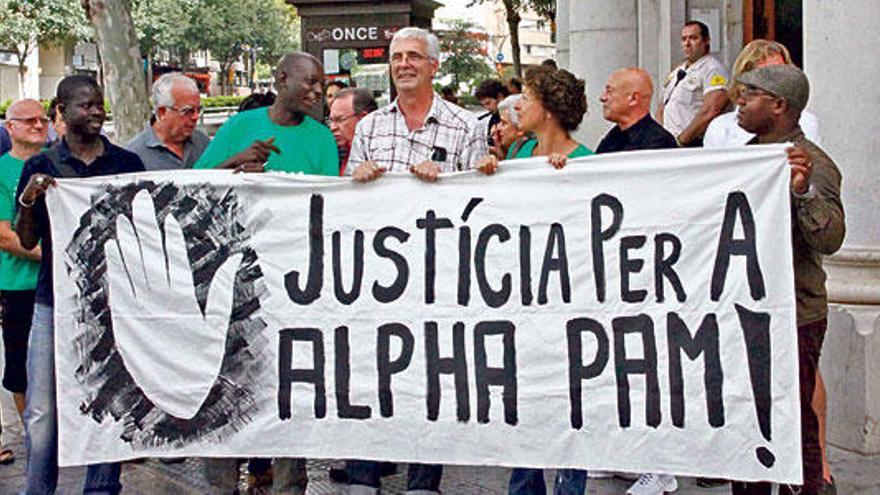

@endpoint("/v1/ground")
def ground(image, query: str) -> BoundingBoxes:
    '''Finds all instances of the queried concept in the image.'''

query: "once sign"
[48,147,802,484]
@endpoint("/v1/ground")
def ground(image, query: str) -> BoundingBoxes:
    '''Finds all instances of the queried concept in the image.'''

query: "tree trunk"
[504,0,522,77]
[16,43,29,100]
[81,0,150,144]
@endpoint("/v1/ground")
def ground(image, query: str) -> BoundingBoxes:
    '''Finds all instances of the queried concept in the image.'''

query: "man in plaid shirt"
[345,27,487,495]
[349,27,487,183]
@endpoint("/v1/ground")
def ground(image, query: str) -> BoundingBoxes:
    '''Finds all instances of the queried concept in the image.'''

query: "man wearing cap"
[732,65,844,495]
[658,21,730,147]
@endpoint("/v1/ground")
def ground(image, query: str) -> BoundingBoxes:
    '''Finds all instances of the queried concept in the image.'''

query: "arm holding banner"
[16,167,55,251]
[789,144,845,255]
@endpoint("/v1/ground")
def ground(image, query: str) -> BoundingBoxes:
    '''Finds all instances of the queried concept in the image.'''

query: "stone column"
[803,0,880,457]
[562,0,638,148]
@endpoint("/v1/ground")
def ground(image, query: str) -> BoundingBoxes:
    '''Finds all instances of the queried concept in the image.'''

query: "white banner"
[49,145,801,483]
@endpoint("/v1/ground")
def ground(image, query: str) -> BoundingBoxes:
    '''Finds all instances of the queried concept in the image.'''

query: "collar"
[748,126,805,145]
[58,134,113,163]
[684,53,712,71]
[143,124,165,149]
[388,93,443,125]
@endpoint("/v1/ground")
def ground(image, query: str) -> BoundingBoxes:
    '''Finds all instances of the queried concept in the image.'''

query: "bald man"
[0,100,45,450]
[597,68,677,153]
[195,52,337,175]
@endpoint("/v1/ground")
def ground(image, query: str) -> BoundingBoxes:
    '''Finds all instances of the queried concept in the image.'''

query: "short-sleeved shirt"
[126,125,210,171]
[17,136,146,305]
[194,107,338,175]
[596,114,678,154]
[508,138,594,159]
[346,94,488,174]
[661,54,729,136]
[0,153,39,290]
[703,109,822,148]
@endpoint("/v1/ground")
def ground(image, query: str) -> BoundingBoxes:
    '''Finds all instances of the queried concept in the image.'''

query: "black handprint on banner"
[104,190,242,419]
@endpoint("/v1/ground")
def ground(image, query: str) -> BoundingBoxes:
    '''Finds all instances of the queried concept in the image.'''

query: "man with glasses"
[328,87,377,175]
[349,27,486,183]
[732,65,844,495]
[658,21,729,147]
[195,52,337,176]
[127,72,209,170]
[345,26,487,495]
[0,99,47,465]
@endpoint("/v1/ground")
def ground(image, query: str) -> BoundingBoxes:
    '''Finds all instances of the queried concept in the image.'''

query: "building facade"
[557,0,880,486]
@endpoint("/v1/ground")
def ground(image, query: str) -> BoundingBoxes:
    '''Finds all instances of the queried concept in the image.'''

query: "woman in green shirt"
[511,66,593,166]
[477,66,592,175]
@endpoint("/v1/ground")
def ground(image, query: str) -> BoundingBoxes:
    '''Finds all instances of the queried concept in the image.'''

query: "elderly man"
[593,69,678,495]
[731,65,844,495]
[658,21,729,147]
[598,68,677,153]
[345,27,487,495]
[127,73,209,170]
[196,52,337,175]
[348,27,486,183]
[17,74,145,495]
[328,87,377,175]
[0,100,46,464]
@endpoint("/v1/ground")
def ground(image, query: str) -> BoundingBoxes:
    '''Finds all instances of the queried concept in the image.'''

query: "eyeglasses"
[168,105,203,118]
[390,52,429,65]
[741,87,778,100]
[328,113,357,125]
[8,116,50,126]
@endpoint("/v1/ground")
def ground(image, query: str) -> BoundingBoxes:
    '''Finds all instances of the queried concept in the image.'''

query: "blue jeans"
[509,468,587,495]
[24,303,122,495]
[346,461,442,494]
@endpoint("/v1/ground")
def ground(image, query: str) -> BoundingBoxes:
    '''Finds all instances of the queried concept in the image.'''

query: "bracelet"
[18,194,35,208]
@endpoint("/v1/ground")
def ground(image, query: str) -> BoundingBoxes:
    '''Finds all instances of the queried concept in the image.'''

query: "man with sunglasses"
[127,72,209,170]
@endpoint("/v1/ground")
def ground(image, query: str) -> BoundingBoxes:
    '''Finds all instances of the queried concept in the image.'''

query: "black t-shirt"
[596,114,678,154]
[17,136,145,305]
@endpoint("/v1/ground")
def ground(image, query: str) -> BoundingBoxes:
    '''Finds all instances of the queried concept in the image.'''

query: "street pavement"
[3,393,880,495]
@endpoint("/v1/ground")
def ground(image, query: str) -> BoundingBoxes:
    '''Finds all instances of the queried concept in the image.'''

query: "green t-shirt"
[508,138,595,159]
[0,153,39,291]
[195,108,339,175]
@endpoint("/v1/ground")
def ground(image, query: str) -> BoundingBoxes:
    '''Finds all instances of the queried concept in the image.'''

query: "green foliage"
[202,95,247,108]
[131,0,198,59]
[0,0,90,68]
[185,0,298,67]
[438,19,494,88]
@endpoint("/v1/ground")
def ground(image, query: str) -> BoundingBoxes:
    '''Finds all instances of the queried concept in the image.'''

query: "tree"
[468,0,557,77]
[131,0,199,85]
[82,0,151,144]
[0,0,89,98]
[186,0,298,95]
[438,20,494,88]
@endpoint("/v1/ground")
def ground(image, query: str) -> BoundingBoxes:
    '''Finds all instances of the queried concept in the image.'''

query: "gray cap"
[736,65,810,111]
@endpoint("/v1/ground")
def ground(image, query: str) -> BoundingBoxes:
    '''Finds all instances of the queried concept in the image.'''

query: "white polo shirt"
[661,54,729,136]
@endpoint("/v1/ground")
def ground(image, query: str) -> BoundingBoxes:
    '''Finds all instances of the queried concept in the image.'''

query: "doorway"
[744,0,803,67]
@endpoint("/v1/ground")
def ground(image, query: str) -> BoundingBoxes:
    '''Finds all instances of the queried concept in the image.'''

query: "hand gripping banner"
[48,145,801,483]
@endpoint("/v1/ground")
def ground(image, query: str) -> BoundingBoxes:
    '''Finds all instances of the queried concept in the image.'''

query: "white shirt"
[703,110,822,148]
[662,54,730,136]
[347,94,487,174]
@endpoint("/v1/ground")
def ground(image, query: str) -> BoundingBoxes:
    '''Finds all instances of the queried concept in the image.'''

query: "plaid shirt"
[347,94,487,174]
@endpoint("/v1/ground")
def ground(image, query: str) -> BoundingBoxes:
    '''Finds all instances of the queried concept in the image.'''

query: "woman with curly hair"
[476,66,592,175]
[513,66,593,165]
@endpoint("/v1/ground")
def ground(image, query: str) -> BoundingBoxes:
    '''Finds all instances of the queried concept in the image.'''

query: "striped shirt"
[347,94,487,174]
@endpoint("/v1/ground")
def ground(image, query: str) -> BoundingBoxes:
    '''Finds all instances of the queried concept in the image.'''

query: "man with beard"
[195,52,338,175]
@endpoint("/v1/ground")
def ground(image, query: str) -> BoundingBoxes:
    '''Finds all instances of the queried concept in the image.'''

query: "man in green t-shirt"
[196,52,337,494]
[195,52,338,176]
[0,99,46,462]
